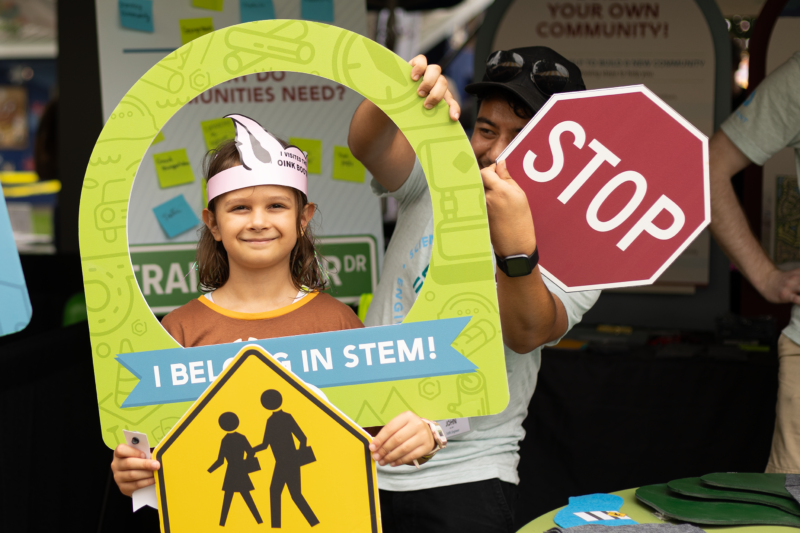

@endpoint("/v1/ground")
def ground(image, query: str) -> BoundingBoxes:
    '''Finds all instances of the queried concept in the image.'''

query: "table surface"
[518,488,798,533]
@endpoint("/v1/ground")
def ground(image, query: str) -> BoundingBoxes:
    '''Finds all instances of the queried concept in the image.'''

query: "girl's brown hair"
[196,139,327,293]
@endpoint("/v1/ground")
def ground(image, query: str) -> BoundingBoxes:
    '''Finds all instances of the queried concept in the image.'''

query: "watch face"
[506,257,533,277]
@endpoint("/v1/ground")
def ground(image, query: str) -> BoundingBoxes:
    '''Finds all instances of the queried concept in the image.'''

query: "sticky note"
[302,0,334,22]
[151,131,165,145]
[192,0,224,10]
[179,18,214,45]
[289,138,322,175]
[201,178,208,207]
[153,149,195,188]
[201,118,235,151]
[119,0,154,32]
[240,0,275,22]
[332,146,365,183]
[153,195,201,239]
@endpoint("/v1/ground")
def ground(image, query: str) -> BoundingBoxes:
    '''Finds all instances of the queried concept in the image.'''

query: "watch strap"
[495,246,539,277]
[413,418,447,466]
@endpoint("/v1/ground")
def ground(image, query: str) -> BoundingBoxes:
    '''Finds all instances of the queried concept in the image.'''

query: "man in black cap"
[348,47,600,532]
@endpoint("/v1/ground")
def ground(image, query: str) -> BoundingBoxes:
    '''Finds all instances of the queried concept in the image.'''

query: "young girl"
[111,115,442,502]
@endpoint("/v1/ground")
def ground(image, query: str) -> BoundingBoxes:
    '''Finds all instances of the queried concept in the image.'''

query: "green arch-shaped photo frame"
[79,20,507,449]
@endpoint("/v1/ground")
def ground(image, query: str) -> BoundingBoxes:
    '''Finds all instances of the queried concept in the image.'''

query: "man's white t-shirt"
[366,158,601,491]
[721,52,800,344]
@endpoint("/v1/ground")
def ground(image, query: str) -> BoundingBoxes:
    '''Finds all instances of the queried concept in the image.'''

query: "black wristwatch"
[495,247,539,277]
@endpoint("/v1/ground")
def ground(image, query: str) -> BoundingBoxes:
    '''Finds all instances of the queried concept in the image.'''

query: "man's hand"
[707,130,798,304]
[482,160,569,352]
[111,444,160,497]
[368,411,435,467]
[348,55,460,193]
[481,160,537,256]
[757,268,800,305]
[408,55,461,120]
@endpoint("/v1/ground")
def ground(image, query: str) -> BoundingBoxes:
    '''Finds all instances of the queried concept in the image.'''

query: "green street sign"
[318,235,378,303]
[130,235,378,314]
[130,243,200,315]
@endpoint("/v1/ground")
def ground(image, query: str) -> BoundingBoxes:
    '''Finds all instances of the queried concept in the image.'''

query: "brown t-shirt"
[162,292,364,347]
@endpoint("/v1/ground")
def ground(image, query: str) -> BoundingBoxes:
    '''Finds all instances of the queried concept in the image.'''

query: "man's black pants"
[379,478,518,533]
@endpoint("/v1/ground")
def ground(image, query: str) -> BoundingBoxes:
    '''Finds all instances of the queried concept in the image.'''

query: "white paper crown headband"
[206,114,308,203]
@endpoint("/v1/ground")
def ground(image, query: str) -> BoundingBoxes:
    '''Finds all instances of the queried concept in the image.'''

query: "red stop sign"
[499,86,709,291]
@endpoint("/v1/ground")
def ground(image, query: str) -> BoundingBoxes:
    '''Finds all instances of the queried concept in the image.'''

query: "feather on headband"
[206,114,308,203]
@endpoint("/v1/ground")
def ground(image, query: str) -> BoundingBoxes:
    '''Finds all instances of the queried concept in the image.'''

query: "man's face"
[470,97,531,169]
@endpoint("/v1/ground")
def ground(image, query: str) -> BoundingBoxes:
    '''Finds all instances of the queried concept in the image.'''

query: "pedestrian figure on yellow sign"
[208,412,263,526]
[254,389,319,528]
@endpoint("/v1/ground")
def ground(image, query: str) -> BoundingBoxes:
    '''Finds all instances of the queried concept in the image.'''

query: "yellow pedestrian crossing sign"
[154,345,380,532]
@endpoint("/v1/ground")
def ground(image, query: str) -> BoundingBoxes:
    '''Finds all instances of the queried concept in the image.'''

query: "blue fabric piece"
[555,494,638,528]
[0,187,31,336]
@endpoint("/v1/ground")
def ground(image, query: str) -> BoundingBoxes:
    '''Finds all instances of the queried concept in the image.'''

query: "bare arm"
[709,130,800,304]
[347,55,460,192]
[483,161,568,353]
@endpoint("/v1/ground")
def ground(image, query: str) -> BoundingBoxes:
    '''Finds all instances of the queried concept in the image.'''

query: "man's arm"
[709,130,800,304]
[482,161,569,353]
[252,426,270,453]
[347,55,460,192]
[287,414,308,447]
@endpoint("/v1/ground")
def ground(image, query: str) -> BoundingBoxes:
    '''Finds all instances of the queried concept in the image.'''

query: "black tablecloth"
[514,346,778,529]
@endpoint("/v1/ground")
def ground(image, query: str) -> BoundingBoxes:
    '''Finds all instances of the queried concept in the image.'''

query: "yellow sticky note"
[201,177,208,207]
[152,131,165,145]
[192,0,224,10]
[179,18,214,45]
[289,137,322,175]
[200,118,235,151]
[332,146,365,183]
[153,149,195,188]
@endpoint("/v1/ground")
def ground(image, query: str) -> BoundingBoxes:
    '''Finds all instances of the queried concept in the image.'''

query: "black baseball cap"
[465,46,585,114]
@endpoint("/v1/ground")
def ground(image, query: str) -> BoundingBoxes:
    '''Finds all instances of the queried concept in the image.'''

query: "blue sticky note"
[555,494,637,528]
[119,0,154,32]
[302,0,334,22]
[240,0,275,22]
[152,195,200,239]
[0,187,32,337]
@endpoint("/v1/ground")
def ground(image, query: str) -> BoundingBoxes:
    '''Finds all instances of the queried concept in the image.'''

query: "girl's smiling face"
[203,184,315,273]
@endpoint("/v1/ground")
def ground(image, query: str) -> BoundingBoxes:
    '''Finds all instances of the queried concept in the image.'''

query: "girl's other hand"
[111,444,161,497]
[368,411,435,467]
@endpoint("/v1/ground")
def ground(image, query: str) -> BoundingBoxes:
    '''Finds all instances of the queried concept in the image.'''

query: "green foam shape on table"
[636,484,800,527]
[669,477,800,516]
[703,473,791,499]
[79,20,507,450]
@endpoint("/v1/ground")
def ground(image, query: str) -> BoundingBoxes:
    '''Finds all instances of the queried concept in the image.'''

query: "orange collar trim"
[197,291,318,321]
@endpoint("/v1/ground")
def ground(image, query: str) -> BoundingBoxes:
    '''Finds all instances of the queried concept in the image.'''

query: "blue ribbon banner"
[117,317,476,407]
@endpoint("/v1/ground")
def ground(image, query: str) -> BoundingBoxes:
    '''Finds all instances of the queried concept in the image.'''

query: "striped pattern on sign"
[574,511,630,521]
